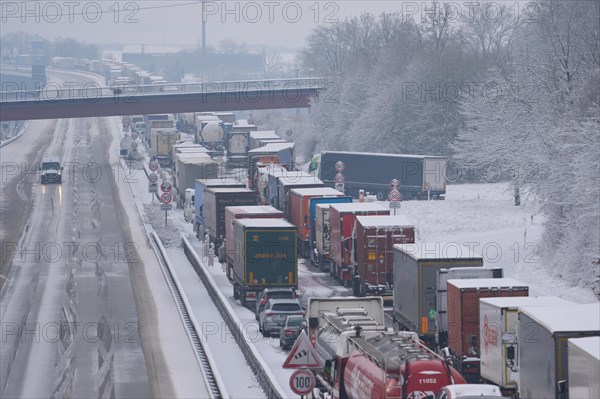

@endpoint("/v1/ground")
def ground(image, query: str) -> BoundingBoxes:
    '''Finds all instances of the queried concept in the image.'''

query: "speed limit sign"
[149,161,159,171]
[289,369,315,396]
[148,173,158,183]
[160,192,172,204]
[131,132,139,140]
[131,141,138,150]
[388,189,401,202]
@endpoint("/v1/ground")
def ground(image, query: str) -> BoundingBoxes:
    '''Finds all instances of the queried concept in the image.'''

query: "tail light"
[283,329,294,336]
[265,311,274,317]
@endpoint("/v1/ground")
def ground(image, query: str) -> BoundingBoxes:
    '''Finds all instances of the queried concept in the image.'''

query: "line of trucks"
[190,171,599,398]
[306,296,599,399]
[129,113,597,397]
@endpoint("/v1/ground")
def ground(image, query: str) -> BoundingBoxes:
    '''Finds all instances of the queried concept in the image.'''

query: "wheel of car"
[279,339,283,348]
[262,328,269,338]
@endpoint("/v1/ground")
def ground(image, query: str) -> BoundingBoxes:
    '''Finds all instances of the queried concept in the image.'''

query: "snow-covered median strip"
[151,231,228,399]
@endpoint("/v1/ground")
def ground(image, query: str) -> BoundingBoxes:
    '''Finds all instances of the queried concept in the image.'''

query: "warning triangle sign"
[282,330,324,369]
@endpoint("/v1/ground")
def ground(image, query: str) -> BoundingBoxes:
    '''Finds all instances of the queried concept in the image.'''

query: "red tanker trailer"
[311,299,467,399]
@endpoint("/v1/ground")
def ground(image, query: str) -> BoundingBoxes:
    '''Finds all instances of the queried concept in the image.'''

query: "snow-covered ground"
[393,183,598,303]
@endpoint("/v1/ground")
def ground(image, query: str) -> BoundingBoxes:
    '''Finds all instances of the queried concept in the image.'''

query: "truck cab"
[40,155,63,184]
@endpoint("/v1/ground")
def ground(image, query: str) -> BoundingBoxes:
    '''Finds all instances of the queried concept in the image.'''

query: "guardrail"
[150,231,227,399]
[181,234,288,399]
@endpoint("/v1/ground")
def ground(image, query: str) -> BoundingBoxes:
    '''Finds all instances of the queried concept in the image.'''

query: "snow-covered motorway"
[0,70,210,398]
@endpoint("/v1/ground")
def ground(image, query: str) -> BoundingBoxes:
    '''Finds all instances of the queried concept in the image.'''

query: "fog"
[1,1,409,49]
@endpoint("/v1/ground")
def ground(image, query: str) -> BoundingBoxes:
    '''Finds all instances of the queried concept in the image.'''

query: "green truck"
[231,219,298,306]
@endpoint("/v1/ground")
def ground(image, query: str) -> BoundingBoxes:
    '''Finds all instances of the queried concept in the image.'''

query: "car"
[435,384,503,399]
[39,155,63,184]
[255,287,297,320]
[258,298,304,337]
[279,315,306,350]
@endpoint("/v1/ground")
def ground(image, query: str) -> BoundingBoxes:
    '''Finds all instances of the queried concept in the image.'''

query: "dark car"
[255,287,296,320]
[258,299,304,337]
[279,315,306,350]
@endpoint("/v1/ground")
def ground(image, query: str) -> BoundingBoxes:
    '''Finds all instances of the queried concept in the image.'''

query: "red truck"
[328,203,389,286]
[446,278,529,382]
[311,298,467,399]
[353,215,415,298]
[288,187,345,258]
[224,205,284,281]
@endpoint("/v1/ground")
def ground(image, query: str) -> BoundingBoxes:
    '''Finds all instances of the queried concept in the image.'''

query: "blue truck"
[308,195,353,271]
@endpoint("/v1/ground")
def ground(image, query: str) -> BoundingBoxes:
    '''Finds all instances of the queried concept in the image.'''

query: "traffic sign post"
[160,187,172,227]
[289,369,315,397]
[388,188,401,214]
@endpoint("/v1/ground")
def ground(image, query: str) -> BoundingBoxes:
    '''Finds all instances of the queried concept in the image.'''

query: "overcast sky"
[1,1,434,50]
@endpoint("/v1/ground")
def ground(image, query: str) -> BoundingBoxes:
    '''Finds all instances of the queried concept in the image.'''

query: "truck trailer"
[309,197,353,271]
[436,267,503,348]
[353,215,415,298]
[288,187,345,258]
[194,179,246,238]
[175,156,219,206]
[479,296,573,396]
[392,243,485,349]
[329,203,390,286]
[568,336,600,399]
[204,187,257,244]
[446,278,529,382]
[224,205,284,280]
[518,303,600,399]
[231,219,297,306]
[310,151,447,200]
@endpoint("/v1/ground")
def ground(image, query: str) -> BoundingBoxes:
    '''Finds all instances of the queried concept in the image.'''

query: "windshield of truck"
[42,162,60,170]
[272,303,302,312]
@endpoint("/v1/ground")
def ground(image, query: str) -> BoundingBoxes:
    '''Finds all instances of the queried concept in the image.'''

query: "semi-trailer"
[224,205,284,280]
[392,243,485,349]
[436,267,503,348]
[478,296,573,396]
[288,187,345,258]
[203,187,257,244]
[353,215,415,298]
[231,219,297,306]
[310,151,447,200]
[518,303,600,399]
[194,178,246,238]
[329,203,390,286]
[446,278,529,382]
[308,196,353,271]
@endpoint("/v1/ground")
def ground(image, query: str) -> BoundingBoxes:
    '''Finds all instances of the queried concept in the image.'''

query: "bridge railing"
[0,77,327,103]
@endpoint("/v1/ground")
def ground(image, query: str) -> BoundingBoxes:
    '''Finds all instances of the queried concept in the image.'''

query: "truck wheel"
[233,285,240,300]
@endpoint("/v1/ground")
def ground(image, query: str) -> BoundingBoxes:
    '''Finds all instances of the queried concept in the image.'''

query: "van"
[40,155,63,184]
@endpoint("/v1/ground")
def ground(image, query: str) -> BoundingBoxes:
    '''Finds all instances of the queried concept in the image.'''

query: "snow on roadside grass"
[388,183,597,303]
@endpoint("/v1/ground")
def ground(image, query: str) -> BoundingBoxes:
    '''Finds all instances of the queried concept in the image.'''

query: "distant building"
[121,45,265,82]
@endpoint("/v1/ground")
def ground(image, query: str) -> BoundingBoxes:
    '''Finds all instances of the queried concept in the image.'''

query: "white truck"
[518,303,600,399]
[479,296,572,396]
[568,336,600,399]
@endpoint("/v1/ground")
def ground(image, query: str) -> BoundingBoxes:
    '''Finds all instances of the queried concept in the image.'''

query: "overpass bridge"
[0,78,327,121]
